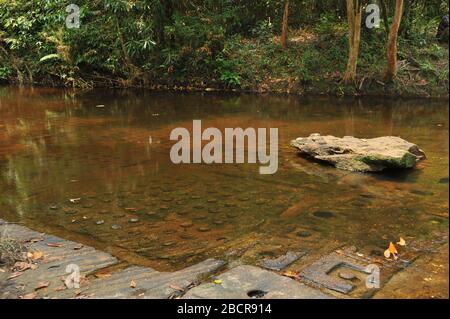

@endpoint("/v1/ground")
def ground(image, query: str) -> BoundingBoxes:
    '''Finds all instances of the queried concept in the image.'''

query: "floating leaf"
[213,279,222,285]
[384,249,391,259]
[130,280,137,288]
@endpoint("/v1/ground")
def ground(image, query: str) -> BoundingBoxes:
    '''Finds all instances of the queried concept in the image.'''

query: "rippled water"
[0,87,448,271]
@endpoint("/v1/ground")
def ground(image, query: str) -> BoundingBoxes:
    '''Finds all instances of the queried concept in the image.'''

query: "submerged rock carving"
[291,134,426,172]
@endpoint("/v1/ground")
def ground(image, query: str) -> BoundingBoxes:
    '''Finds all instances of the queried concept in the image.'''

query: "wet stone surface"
[300,249,370,294]
[183,265,332,299]
[260,251,305,271]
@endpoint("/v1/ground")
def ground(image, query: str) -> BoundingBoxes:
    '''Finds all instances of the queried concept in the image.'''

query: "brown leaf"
[22,293,37,299]
[169,284,184,292]
[94,273,112,279]
[14,262,31,272]
[32,251,44,260]
[74,244,84,250]
[47,242,64,248]
[130,280,137,288]
[7,272,23,280]
[55,286,67,292]
[35,281,50,290]
[282,270,301,280]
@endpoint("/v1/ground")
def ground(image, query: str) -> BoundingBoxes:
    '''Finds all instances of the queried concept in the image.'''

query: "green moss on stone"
[358,152,417,169]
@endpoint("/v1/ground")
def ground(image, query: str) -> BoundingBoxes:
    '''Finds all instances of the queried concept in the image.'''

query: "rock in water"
[290,134,426,172]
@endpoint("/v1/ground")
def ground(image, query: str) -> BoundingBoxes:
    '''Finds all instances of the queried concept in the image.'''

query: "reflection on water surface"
[0,87,448,271]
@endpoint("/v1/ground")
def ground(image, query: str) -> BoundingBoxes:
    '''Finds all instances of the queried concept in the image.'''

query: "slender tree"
[385,0,404,82]
[343,0,363,83]
[281,0,290,48]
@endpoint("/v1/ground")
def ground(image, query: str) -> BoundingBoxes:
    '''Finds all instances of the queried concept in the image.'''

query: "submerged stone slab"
[300,251,369,294]
[77,258,225,299]
[291,134,426,172]
[183,265,332,299]
[260,251,305,271]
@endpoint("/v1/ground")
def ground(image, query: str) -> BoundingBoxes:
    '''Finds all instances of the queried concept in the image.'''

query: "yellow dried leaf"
[283,271,301,280]
[32,251,44,260]
[388,242,398,255]
[213,280,222,285]
[384,249,391,259]
[130,280,137,288]
[397,237,406,246]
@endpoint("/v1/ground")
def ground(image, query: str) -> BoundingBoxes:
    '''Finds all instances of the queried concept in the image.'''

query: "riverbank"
[2,27,448,98]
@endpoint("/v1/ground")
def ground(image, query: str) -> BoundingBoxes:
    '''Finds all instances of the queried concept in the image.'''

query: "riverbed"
[0,87,448,288]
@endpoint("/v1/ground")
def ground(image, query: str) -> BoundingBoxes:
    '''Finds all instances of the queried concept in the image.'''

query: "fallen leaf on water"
[130,280,137,288]
[55,286,67,292]
[397,237,406,246]
[35,281,50,290]
[169,284,184,292]
[69,198,81,203]
[74,244,84,250]
[47,242,64,248]
[94,273,112,279]
[22,293,37,299]
[0,268,5,273]
[213,280,222,285]
[384,249,391,259]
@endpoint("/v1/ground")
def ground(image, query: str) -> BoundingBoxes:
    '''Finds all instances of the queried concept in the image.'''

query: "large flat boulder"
[290,134,426,172]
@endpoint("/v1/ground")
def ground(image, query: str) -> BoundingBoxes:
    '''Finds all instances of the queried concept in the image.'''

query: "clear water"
[0,87,448,273]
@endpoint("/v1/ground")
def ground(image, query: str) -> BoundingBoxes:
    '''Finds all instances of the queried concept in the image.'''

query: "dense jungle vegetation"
[0,1,448,96]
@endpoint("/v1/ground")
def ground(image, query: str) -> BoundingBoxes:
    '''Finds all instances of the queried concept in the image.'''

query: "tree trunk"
[385,0,404,82]
[343,0,362,83]
[281,0,290,48]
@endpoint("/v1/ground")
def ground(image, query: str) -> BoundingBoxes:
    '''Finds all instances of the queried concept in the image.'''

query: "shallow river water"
[0,87,448,274]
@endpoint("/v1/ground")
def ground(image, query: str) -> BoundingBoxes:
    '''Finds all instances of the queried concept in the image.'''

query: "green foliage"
[216,56,241,87]
[0,0,447,93]
[0,66,12,80]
